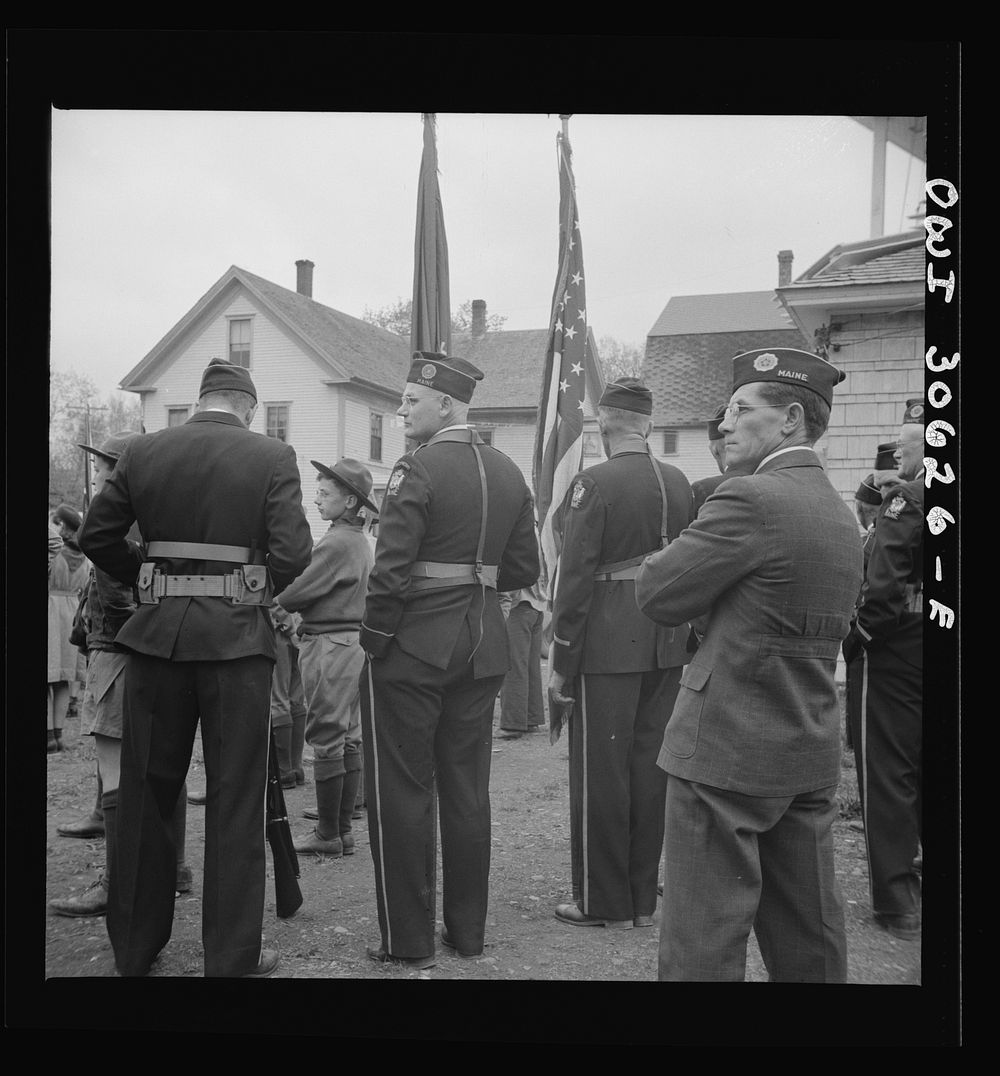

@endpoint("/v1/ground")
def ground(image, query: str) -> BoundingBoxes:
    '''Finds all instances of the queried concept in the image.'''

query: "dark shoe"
[294,769,306,786]
[440,926,483,958]
[280,773,297,790]
[874,912,921,940]
[57,813,105,839]
[366,944,435,970]
[657,884,663,897]
[351,807,364,820]
[176,865,194,894]
[187,790,207,805]
[554,902,632,929]
[49,878,108,918]
[633,915,655,928]
[243,948,280,977]
[302,805,319,820]
[47,731,61,754]
[293,829,343,857]
[496,729,523,740]
[341,832,356,856]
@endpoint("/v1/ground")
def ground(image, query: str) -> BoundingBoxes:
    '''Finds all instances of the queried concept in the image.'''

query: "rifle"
[266,729,303,919]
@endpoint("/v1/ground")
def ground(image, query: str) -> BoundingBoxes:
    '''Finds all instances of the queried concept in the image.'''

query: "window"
[477,428,494,447]
[266,405,289,442]
[229,318,252,367]
[369,411,383,462]
[167,406,190,427]
[661,429,679,455]
[583,431,602,457]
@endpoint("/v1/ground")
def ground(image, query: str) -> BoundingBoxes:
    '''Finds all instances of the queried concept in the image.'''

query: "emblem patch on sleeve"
[570,480,587,508]
[885,494,907,520]
[387,462,410,497]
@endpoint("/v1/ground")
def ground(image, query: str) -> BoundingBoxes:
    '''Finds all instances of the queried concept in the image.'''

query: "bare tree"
[363,298,507,338]
[597,335,645,382]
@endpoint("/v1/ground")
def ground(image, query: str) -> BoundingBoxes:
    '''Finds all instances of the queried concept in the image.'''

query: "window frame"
[265,403,291,443]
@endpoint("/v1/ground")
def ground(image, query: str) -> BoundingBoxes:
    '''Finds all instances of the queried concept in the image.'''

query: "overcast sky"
[49,111,926,399]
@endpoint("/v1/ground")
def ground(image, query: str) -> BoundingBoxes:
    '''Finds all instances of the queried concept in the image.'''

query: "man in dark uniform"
[360,352,539,968]
[78,358,313,977]
[690,404,729,514]
[636,348,861,981]
[843,398,925,940]
[548,377,694,930]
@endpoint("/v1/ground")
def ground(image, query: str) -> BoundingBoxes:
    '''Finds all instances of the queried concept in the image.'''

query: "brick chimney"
[295,259,314,298]
[777,250,794,288]
[471,299,487,337]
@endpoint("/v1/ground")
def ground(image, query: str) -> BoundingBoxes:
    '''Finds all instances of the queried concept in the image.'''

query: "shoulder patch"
[387,461,410,497]
[570,480,587,509]
[884,494,907,521]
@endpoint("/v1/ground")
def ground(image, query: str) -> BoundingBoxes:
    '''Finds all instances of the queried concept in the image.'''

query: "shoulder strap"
[647,444,669,549]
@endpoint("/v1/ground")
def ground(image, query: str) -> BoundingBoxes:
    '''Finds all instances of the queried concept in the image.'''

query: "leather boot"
[339,768,362,855]
[52,789,119,916]
[293,774,343,856]
[291,708,306,785]
[273,725,296,789]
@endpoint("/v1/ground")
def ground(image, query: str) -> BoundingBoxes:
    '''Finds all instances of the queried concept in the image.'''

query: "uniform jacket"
[691,462,755,516]
[550,436,694,679]
[845,477,923,670]
[636,447,862,796]
[78,410,313,663]
[276,515,373,635]
[360,426,539,677]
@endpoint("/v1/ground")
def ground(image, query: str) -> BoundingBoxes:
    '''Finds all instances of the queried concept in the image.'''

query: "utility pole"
[66,402,107,511]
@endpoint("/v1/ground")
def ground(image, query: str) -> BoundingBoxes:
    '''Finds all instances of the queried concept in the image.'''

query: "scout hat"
[52,503,83,531]
[310,457,379,514]
[731,347,846,407]
[407,352,484,404]
[77,430,143,464]
[902,397,924,424]
[198,356,258,402]
[855,474,882,507]
[707,403,727,441]
[599,377,653,415]
[873,442,898,471]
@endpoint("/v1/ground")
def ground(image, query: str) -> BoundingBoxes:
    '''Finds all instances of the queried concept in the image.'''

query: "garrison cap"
[732,347,845,407]
[407,352,484,403]
[855,474,882,507]
[310,457,379,514]
[198,357,257,402]
[78,430,143,464]
[707,404,727,441]
[902,397,925,424]
[873,442,898,471]
[52,503,83,531]
[599,377,653,415]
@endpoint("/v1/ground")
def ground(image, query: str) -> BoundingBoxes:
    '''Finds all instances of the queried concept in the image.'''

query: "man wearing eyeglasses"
[636,347,862,982]
[359,352,539,969]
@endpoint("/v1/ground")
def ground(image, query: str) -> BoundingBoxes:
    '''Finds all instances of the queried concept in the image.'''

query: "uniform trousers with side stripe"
[846,646,922,918]
[360,621,504,960]
[567,667,681,922]
[109,652,272,977]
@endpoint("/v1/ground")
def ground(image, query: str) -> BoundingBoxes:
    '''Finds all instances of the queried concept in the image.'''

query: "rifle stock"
[266,730,303,919]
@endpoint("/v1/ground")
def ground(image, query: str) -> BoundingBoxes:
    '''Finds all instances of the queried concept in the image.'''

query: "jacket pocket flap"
[679,662,711,692]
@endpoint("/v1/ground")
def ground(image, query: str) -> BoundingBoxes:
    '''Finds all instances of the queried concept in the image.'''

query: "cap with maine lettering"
[406,352,484,403]
[732,347,846,407]
[599,377,653,416]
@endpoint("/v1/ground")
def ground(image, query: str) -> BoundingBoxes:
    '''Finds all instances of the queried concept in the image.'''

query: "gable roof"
[119,265,411,394]
[786,230,924,289]
[648,290,795,337]
[453,326,605,415]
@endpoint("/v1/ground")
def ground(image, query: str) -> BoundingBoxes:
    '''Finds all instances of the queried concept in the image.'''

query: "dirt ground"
[42,682,925,989]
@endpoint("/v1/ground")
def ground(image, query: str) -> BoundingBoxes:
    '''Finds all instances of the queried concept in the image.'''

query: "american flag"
[411,113,452,356]
[533,126,589,594]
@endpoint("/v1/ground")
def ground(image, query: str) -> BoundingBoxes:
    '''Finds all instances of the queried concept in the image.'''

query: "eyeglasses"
[723,403,786,424]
